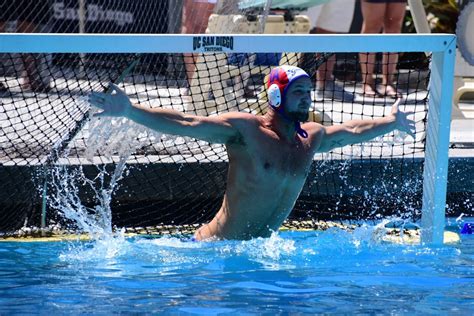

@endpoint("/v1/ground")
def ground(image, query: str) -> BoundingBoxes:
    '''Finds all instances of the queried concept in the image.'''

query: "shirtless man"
[89,66,415,241]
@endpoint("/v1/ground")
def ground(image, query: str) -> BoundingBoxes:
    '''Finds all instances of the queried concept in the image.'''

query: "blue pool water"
[1,222,473,314]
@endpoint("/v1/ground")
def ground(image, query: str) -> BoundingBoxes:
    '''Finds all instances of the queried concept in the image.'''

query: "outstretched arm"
[316,99,415,153]
[89,83,240,144]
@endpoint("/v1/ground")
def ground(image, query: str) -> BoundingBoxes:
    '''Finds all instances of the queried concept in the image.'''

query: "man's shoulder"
[301,121,326,150]
[216,112,260,146]
[302,121,325,135]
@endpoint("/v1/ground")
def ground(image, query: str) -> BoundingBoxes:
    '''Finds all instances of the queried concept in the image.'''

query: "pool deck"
[449,114,474,157]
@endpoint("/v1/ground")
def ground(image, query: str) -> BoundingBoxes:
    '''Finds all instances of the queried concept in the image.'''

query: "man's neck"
[263,109,297,142]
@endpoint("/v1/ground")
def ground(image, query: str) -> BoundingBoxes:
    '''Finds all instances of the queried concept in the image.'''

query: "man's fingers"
[107,82,116,93]
[93,111,108,118]
[90,96,103,104]
[392,98,403,108]
[90,84,128,117]
[89,93,105,108]
[109,82,119,90]
[406,122,416,138]
[391,98,403,114]
[90,91,105,99]
[109,82,126,96]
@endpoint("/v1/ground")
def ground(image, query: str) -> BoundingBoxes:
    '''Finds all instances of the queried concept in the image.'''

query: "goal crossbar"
[0,33,455,54]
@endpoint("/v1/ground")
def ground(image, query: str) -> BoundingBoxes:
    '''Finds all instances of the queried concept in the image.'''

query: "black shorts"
[0,0,52,25]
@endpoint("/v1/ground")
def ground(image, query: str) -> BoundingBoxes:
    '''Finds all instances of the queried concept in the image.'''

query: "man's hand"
[89,83,133,117]
[391,98,416,138]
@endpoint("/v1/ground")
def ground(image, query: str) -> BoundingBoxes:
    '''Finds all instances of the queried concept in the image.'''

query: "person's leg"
[314,0,355,101]
[359,1,385,96]
[380,1,405,97]
[314,27,355,102]
[303,4,330,85]
[182,0,216,86]
[182,0,215,34]
[17,20,37,90]
[17,20,51,92]
[0,21,7,92]
[315,27,336,86]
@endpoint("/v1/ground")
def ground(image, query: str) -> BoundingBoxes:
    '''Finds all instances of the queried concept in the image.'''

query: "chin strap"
[271,106,308,139]
[295,121,308,138]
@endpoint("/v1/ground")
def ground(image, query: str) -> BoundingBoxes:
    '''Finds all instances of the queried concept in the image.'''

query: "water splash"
[48,107,161,239]
[236,232,296,261]
[49,157,126,237]
[59,229,129,262]
[85,107,161,162]
[317,147,423,221]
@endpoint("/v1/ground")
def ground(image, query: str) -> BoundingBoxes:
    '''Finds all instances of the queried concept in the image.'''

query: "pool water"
[1,223,473,314]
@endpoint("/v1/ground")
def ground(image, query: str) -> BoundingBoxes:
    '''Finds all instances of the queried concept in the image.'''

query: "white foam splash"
[49,163,117,236]
[146,236,202,249]
[209,232,297,266]
[85,107,162,161]
[59,229,129,262]
[49,103,162,238]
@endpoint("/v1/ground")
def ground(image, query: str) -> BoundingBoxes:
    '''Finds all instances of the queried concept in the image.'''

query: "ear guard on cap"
[267,83,281,108]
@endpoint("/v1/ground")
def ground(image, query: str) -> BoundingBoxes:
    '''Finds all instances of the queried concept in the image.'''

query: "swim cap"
[267,65,310,109]
[267,65,310,138]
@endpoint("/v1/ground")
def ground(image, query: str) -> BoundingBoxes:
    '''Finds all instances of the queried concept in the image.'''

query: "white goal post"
[0,33,456,244]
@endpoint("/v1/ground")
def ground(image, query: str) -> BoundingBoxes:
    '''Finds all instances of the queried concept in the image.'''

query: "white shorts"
[301,0,356,33]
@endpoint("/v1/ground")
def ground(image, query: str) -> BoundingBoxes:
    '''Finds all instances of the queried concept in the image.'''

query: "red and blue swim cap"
[267,65,310,138]
[267,65,310,109]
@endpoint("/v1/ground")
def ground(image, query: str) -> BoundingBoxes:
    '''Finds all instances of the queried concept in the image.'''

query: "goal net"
[0,32,455,243]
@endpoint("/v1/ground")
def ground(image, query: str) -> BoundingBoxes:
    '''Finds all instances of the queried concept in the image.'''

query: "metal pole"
[78,0,86,78]
[407,0,431,34]
[259,0,273,34]
[421,38,456,245]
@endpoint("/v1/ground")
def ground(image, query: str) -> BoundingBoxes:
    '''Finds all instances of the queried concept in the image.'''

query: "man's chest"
[252,138,313,177]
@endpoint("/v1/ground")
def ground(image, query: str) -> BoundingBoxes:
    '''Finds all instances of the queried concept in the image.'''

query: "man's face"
[283,77,312,122]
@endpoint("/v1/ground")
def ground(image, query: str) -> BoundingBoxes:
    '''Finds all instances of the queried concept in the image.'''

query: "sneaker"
[0,82,9,96]
[0,82,8,93]
[377,84,402,99]
[31,82,52,93]
[207,90,215,101]
[22,81,51,94]
[316,81,355,102]
[181,87,191,96]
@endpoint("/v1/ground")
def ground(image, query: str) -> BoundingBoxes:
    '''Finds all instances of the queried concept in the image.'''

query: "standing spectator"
[181,0,247,94]
[0,1,52,93]
[0,9,10,93]
[181,0,217,85]
[301,0,356,102]
[0,16,8,94]
[359,0,406,97]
